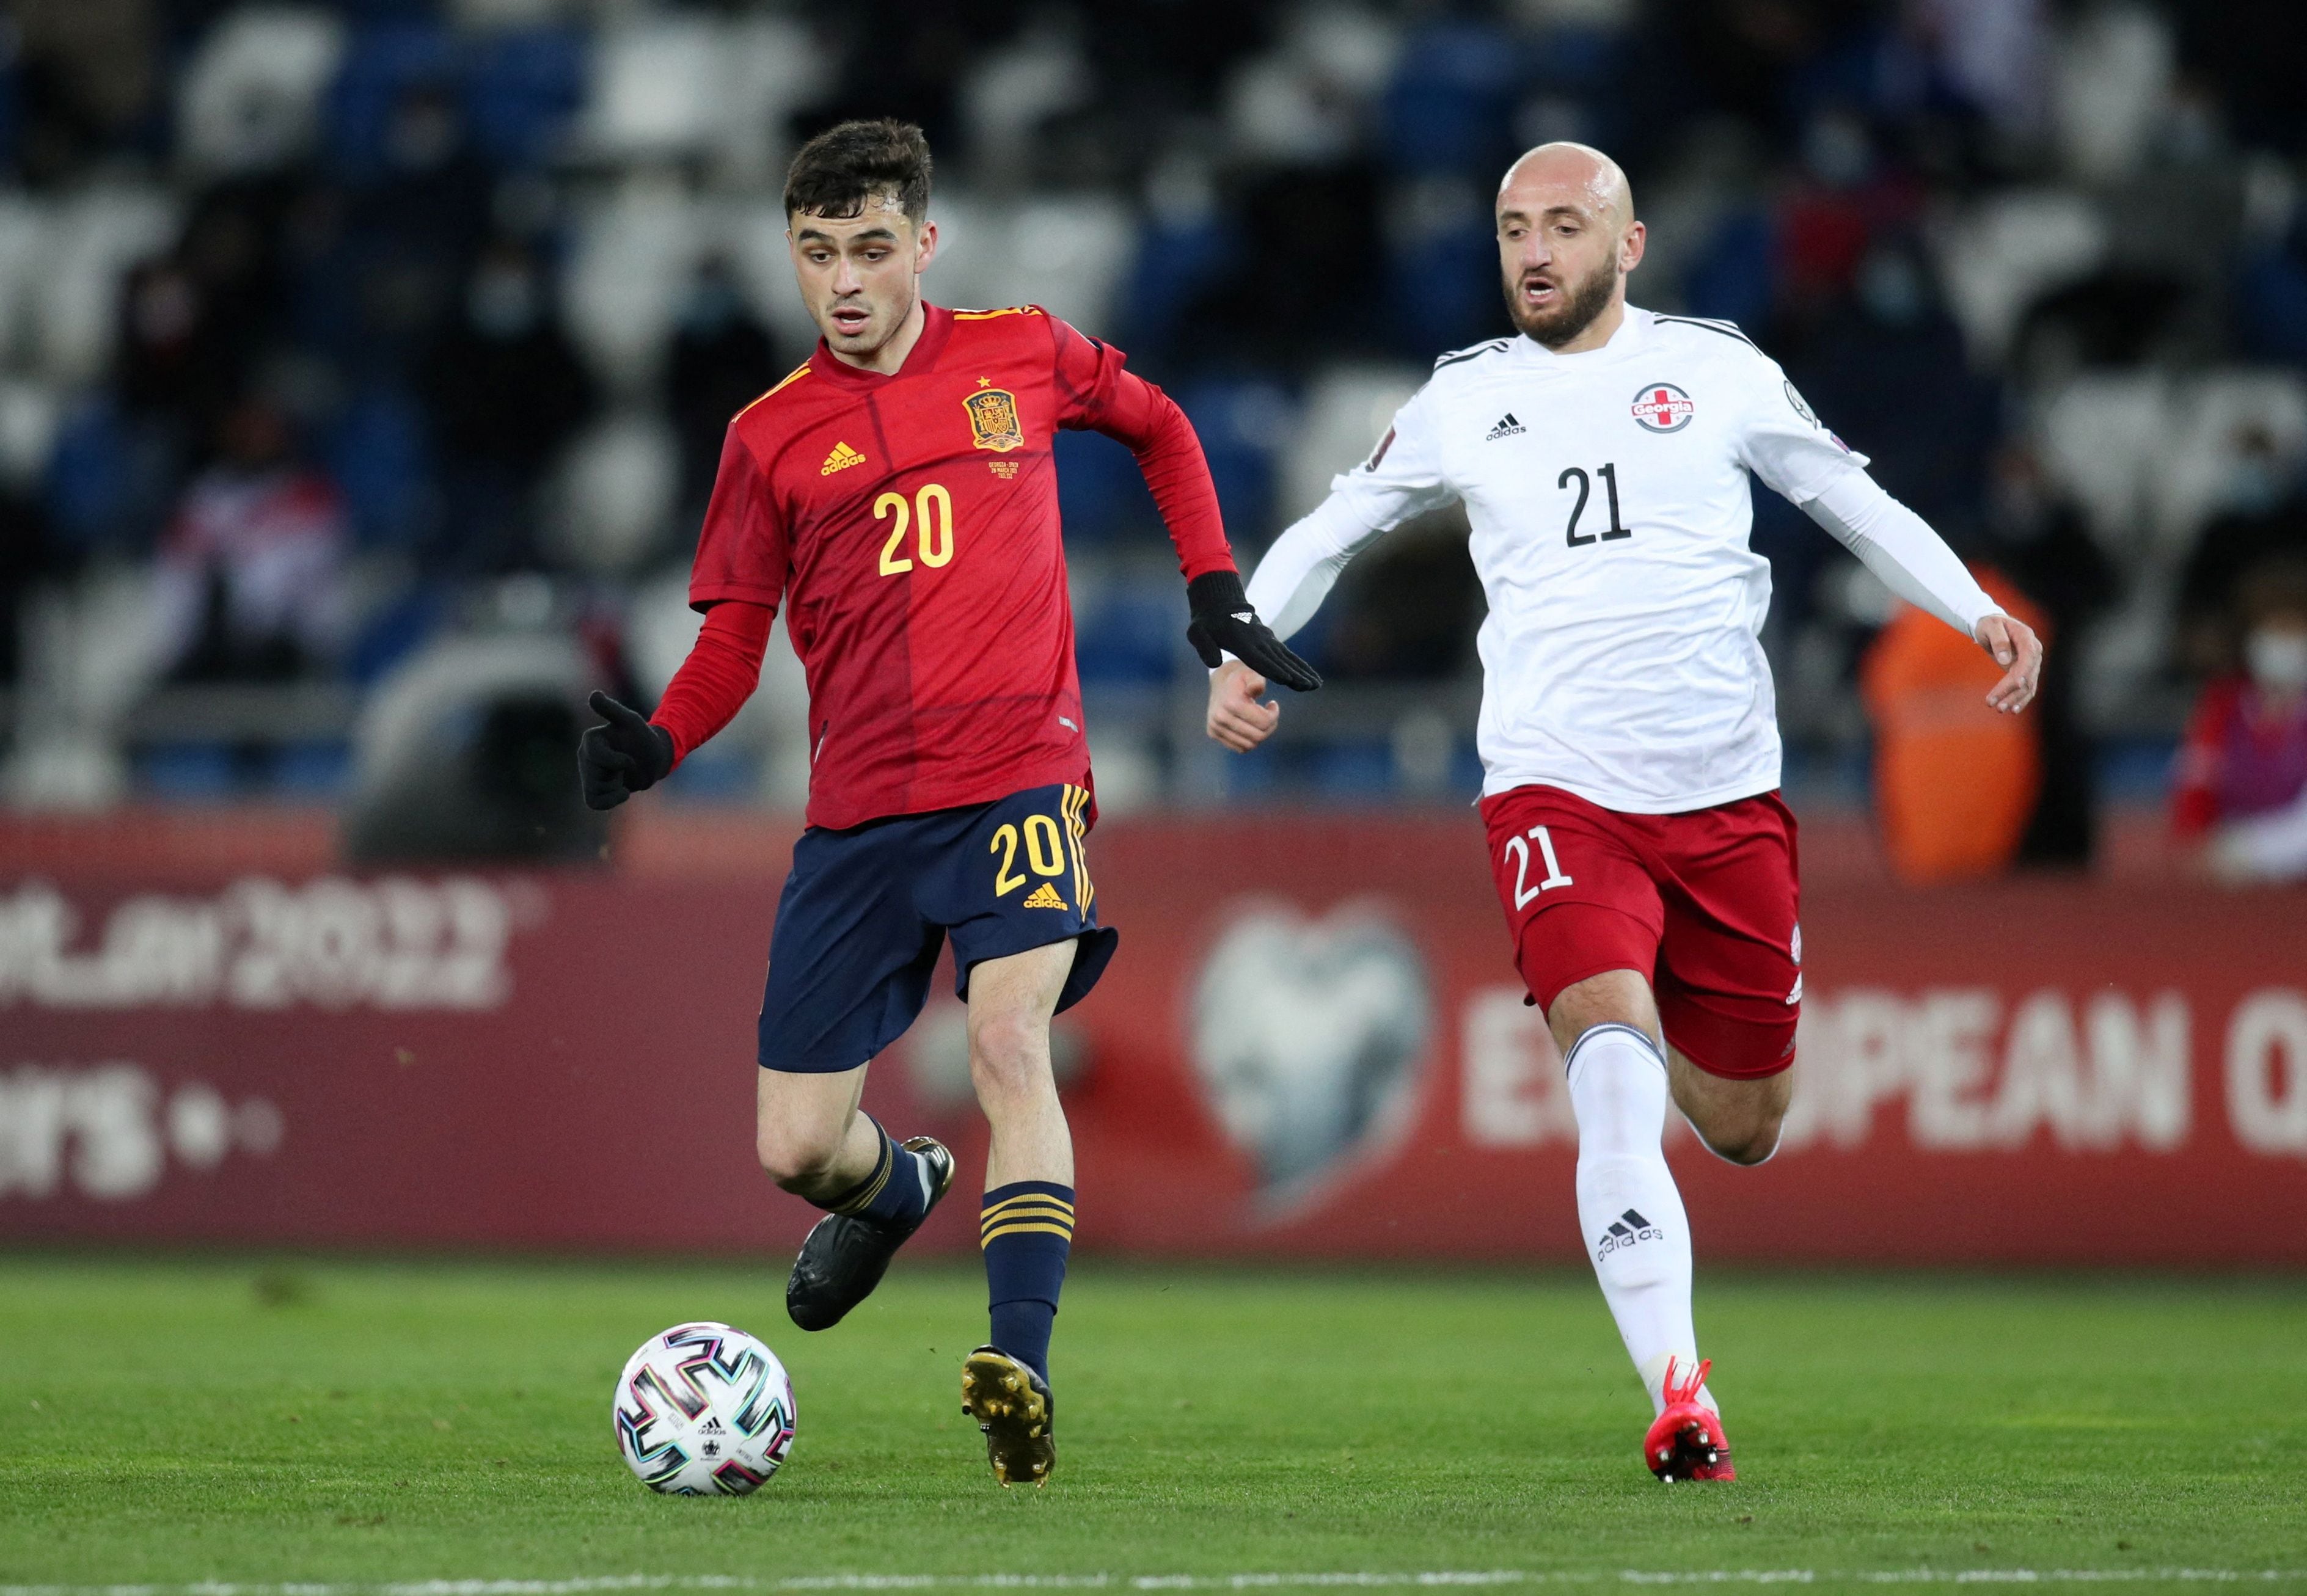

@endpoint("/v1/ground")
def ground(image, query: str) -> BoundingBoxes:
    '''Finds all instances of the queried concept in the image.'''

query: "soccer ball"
[613,1322,796,1495]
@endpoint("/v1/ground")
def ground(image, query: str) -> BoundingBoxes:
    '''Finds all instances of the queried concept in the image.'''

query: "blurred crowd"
[0,0,2303,878]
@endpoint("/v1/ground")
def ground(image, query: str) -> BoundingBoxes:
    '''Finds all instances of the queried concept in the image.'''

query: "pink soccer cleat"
[1643,1356,1735,1481]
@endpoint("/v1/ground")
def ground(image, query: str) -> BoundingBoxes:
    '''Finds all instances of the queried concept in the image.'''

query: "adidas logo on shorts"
[1484,412,1526,440]
[1020,883,1067,909]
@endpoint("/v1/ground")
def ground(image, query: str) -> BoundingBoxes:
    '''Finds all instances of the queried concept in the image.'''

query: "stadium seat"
[326,387,436,549]
[177,7,348,175]
[1175,378,1293,545]
[463,25,587,168]
[1931,189,2107,364]
[2145,369,2307,553]
[136,743,241,803]
[1382,175,1501,355]
[324,20,460,181]
[31,186,179,388]
[1071,577,1179,687]
[1279,364,1424,524]
[0,379,60,494]
[577,14,719,161]
[563,179,703,390]
[1052,429,1152,549]
[541,410,678,575]
[2038,371,2166,553]
[1381,20,1526,175]
[2049,4,2174,183]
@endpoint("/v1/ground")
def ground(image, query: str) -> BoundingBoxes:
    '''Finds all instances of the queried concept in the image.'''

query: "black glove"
[579,690,675,811]
[1185,570,1322,691]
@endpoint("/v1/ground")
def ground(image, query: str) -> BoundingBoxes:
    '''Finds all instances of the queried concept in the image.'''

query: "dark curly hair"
[783,119,932,224]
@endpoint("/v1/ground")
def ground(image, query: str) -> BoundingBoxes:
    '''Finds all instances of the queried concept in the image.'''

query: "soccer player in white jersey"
[1205,143,2044,1481]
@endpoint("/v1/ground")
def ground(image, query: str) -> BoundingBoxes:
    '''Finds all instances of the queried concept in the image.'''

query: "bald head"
[1499,142,1634,229]
[1493,141,1644,351]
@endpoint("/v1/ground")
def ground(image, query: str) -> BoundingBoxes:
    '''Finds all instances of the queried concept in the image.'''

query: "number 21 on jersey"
[1504,824,1574,908]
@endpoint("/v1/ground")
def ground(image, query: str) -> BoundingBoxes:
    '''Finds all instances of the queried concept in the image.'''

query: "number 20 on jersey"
[877,483,955,577]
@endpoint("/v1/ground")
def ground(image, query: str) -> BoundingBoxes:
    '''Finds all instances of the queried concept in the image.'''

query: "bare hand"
[1206,660,1281,752]
[1974,613,2044,715]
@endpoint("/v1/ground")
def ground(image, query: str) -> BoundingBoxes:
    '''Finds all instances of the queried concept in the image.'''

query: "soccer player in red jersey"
[577,120,1316,1487]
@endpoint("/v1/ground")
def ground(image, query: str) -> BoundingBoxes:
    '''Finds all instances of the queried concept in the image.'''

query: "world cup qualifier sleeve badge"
[964,387,1025,452]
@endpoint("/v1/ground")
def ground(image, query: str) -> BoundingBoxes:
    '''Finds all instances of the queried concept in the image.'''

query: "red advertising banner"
[3,810,2303,1265]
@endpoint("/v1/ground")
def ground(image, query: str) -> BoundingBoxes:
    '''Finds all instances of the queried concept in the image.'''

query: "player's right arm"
[580,420,787,809]
[1207,388,1455,751]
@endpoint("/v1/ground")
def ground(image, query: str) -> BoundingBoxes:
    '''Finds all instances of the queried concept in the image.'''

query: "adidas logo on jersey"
[1020,883,1067,910]
[1595,1208,1664,1261]
[1485,412,1526,440]
[821,441,866,475]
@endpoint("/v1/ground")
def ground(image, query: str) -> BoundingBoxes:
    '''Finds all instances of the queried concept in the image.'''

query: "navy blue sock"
[981,1180,1073,1382]
[824,1118,934,1226]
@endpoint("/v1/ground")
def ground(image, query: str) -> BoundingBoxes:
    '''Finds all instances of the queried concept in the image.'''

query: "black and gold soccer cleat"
[960,1346,1055,1488]
[785,1136,955,1332]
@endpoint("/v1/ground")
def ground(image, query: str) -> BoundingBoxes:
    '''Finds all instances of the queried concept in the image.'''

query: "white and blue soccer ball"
[613,1322,796,1495]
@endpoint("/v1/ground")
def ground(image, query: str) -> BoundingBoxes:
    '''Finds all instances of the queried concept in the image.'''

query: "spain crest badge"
[964,387,1025,453]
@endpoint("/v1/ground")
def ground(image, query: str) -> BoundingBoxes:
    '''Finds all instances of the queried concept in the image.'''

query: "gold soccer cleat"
[960,1346,1055,1488]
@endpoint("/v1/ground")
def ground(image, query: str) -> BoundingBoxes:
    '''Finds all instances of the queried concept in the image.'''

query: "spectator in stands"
[667,255,782,523]
[2173,559,2307,885]
[2176,425,2307,678]
[150,395,351,684]
[420,236,596,573]
[1984,441,2119,868]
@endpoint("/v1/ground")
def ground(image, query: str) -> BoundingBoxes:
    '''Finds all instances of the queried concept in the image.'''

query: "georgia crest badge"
[964,387,1025,453]
[1631,382,1695,432]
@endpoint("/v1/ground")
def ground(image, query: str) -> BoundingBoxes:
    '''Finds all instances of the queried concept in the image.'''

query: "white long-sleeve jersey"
[1246,306,2002,814]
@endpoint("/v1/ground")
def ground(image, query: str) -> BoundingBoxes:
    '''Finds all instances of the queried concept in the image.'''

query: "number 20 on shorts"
[1505,825,1574,909]
[877,483,955,577]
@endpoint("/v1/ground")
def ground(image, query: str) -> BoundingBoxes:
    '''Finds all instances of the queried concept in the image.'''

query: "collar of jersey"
[810,302,955,388]
[1515,304,1652,365]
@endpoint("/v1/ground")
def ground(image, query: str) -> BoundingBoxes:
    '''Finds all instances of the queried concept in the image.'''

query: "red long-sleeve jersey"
[652,303,1233,831]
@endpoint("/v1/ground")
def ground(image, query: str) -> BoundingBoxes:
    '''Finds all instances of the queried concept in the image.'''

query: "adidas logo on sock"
[821,440,866,475]
[1484,412,1525,440]
[1595,1207,1664,1261]
[1020,882,1068,909]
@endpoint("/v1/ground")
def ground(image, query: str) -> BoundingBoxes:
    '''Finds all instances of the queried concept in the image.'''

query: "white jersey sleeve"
[1243,385,1457,643]
[1731,348,1871,503]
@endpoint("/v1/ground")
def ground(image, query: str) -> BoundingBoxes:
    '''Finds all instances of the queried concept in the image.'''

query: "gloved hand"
[578,690,675,811]
[1184,570,1322,692]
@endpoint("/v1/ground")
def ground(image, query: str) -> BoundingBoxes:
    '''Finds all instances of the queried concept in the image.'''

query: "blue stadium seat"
[1054,428,1155,548]
[1682,208,1779,330]
[325,21,460,183]
[137,743,240,802]
[1175,379,1289,545]
[327,385,436,548]
[464,26,587,169]
[1308,738,1398,800]
[1116,216,1238,361]
[1381,21,1527,176]
[1385,206,1500,359]
[269,741,355,799]
[345,583,449,687]
[1073,581,1179,686]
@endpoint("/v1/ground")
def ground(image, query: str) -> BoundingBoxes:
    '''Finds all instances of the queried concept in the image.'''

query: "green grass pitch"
[1,1258,2302,1591]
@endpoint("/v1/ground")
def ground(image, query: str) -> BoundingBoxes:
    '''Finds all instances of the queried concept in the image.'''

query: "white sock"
[1566,1023,1715,1419]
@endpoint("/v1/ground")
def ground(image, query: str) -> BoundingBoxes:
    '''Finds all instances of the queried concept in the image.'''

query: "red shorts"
[1478,784,1802,1080]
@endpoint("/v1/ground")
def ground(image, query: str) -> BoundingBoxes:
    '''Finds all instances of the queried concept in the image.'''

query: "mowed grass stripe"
[0,1260,2302,1583]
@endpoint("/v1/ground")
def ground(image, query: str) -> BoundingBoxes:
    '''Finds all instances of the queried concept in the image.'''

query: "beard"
[1504,257,1620,348]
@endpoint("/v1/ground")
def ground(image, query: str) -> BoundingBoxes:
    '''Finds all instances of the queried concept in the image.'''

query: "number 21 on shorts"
[1504,824,1573,909]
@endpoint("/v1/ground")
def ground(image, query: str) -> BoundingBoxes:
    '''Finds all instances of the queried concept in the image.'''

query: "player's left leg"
[939,782,1117,1487]
[957,937,1075,1488]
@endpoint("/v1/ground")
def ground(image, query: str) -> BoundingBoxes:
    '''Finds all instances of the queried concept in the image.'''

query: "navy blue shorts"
[758,782,1119,1073]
